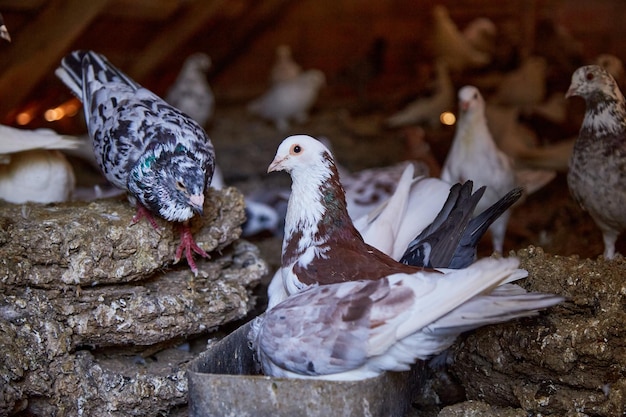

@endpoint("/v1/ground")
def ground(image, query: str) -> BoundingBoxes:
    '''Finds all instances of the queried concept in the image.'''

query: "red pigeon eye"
[586,72,594,81]
[291,144,302,155]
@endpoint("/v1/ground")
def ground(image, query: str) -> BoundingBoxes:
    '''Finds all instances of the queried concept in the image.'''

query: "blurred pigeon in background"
[248,69,325,131]
[0,13,10,42]
[165,52,214,128]
[270,44,301,84]
[56,50,215,275]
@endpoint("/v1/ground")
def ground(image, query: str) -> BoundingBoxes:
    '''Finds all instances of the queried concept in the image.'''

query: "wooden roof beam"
[0,0,111,121]
[127,0,225,81]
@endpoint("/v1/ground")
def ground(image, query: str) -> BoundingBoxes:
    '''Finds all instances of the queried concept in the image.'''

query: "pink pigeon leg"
[175,223,209,275]
[132,204,160,230]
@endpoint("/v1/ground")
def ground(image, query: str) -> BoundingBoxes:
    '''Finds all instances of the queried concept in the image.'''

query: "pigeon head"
[566,65,623,102]
[185,53,211,73]
[128,144,207,223]
[268,134,334,177]
[457,85,484,114]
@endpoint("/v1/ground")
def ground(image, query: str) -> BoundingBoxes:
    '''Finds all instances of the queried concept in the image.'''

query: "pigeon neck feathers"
[272,135,420,291]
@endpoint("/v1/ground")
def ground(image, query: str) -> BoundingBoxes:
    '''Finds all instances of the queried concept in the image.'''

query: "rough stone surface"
[448,247,626,416]
[0,186,245,287]
[437,400,527,417]
[0,187,267,416]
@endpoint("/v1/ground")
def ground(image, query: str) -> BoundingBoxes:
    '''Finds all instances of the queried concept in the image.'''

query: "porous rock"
[449,246,626,416]
[0,186,268,416]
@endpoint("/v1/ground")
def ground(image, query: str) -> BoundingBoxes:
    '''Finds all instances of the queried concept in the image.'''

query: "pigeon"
[441,86,519,253]
[266,135,522,308]
[431,5,492,73]
[165,53,214,128]
[385,59,455,129]
[55,50,215,275]
[248,69,325,131]
[0,13,10,42]
[250,256,563,380]
[270,45,301,84]
[0,126,79,203]
[565,65,626,259]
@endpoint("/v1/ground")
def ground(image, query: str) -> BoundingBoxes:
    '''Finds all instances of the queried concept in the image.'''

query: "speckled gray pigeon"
[55,50,215,274]
[566,65,626,259]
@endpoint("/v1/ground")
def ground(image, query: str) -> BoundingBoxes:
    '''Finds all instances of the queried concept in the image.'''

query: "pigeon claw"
[175,224,209,276]
[132,204,160,230]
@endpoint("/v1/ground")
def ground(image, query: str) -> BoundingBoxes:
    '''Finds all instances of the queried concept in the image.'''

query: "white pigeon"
[248,69,325,131]
[251,256,563,381]
[270,45,302,84]
[0,125,79,203]
[385,59,455,129]
[165,53,214,127]
[441,86,518,253]
[431,5,492,73]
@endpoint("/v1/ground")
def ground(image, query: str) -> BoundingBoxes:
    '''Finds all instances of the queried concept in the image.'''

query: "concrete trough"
[188,320,426,417]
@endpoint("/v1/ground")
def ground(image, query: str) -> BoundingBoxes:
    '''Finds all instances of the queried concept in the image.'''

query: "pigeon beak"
[459,101,470,112]
[189,194,204,215]
[268,156,287,173]
[565,85,577,99]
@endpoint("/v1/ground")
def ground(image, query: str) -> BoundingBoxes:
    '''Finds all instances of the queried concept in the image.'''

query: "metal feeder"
[188,320,426,417]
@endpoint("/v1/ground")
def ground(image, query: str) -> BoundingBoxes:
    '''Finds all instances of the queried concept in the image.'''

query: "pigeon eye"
[586,72,594,81]
[176,180,186,191]
[291,144,302,155]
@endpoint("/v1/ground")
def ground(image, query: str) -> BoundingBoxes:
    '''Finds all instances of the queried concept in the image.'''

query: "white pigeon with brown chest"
[441,86,518,253]
[566,65,626,259]
[267,135,523,309]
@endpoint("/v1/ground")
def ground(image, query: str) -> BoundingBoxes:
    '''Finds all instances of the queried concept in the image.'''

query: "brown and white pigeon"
[0,126,79,203]
[266,135,523,308]
[165,53,214,128]
[566,65,626,259]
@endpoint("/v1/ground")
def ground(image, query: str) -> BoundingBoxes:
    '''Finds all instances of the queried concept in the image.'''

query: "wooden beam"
[127,0,226,80]
[0,0,111,121]
[205,0,298,79]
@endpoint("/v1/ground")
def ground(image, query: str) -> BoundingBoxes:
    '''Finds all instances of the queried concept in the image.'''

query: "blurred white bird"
[441,86,518,253]
[270,45,301,84]
[432,5,492,73]
[248,69,325,131]
[165,53,214,127]
[0,125,79,203]
[385,60,455,129]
